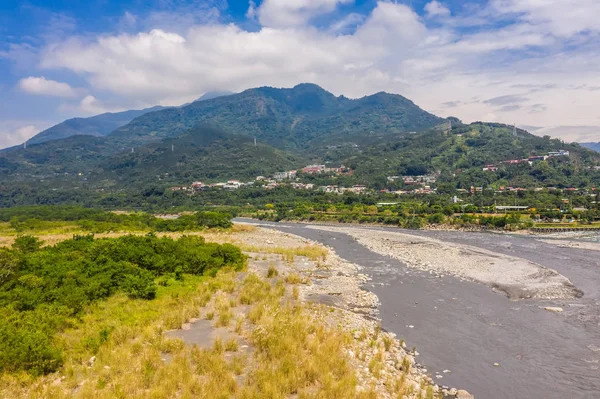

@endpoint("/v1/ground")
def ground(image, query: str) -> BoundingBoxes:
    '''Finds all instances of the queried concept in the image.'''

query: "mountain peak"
[193,91,235,102]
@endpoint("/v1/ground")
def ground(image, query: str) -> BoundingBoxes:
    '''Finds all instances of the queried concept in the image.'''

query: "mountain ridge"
[108,83,445,149]
[25,106,168,146]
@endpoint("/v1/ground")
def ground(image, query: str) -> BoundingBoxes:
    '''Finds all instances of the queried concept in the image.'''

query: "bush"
[12,235,42,253]
[122,268,157,299]
[0,234,245,375]
[404,217,425,230]
[427,213,445,224]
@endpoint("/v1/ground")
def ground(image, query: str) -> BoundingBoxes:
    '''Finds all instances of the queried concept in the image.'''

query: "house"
[350,185,367,194]
[302,164,326,174]
[548,150,570,157]
[191,181,207,191]
[273,170,297,180]
[319,185,342,194]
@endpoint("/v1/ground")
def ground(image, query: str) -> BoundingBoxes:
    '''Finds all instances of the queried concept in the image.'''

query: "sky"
[1,0,600,148]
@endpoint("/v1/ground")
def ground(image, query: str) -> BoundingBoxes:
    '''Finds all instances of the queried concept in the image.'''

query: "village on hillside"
[168,149,596,198]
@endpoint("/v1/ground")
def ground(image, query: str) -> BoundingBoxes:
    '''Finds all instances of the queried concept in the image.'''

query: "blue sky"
[1,0,600,147]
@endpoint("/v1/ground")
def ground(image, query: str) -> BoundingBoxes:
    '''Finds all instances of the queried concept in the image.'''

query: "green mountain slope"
[25,106,167,146]
[0,135,120,178]
[100,126,305,187]
[339,122,600,189]
[109,83,445,149]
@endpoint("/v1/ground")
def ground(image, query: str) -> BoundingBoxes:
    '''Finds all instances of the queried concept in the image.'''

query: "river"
[235,219,600,399]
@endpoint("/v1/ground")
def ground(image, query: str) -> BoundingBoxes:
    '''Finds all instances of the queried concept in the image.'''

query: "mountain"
[109,83,445,150]
[26,106,167,146]
[194,91,235,102]
[3,84,599,192]
[582,143,600,152]
[337,122,600,189]
[102,126,305,186]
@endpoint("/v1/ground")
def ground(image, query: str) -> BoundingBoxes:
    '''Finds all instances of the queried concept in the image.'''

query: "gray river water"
[236,219,600,399]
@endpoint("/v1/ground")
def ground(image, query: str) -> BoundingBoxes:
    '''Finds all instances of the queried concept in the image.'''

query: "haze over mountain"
[582,143,600,153]
[25,106,167,146]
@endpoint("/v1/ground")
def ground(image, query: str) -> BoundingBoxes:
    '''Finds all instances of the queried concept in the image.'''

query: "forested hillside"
[0,85,599,201]
[102,126,306,186]
[337,122,600,189]
[109,83,445,149]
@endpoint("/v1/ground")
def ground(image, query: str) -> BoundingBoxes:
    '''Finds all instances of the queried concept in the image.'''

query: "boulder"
[457,390,475,399]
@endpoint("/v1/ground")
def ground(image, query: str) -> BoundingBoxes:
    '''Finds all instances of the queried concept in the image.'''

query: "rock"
[457,389,475,399]
[544,306,564,313]
[87,356,96,367]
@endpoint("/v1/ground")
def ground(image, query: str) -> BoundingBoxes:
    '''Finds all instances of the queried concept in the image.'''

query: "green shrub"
[0,234,245,375]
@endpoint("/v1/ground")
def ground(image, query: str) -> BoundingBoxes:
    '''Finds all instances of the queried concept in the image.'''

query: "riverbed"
[235,219,600,399]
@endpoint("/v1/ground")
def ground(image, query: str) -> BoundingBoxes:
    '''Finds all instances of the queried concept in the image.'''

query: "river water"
[235,219,600,399]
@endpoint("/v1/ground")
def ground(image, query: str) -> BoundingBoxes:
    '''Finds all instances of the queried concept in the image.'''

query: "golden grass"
[237,244,328,262]
[0,231,440,399]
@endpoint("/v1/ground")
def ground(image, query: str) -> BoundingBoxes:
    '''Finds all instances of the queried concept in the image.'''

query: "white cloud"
[246,0,257,19]
[0,125,39,148]
[18,76,80,97]
[59,95,123,115]
[257,0,354,28]
[491,0,600,37]
[424,1,451,18]
[25,0,600,141]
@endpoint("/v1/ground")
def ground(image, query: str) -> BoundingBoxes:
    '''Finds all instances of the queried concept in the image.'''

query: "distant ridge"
[24,106,168,146]
[582,142,600,153]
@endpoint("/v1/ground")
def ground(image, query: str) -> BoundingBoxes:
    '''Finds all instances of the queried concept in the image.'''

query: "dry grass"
[237,244,328,262]
[0,229,440,399]
[266,263,279,278]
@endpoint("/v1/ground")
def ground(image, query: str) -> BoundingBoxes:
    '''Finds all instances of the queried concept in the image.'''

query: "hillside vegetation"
[109,83,444,149]
[0,234,244,375]
[339,122,600,189]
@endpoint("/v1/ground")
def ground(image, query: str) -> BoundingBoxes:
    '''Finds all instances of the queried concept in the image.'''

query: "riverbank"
[306,225,581,300]
[0,225,464,398]
[201,226,464,398]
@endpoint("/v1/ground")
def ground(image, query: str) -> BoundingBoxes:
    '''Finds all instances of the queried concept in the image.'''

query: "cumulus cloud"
[59,95,123,115]
[424,1,451,18]
[257,0,353,28]
[13,0,600,141]
[0,125,39,148]
[18,76,80,97]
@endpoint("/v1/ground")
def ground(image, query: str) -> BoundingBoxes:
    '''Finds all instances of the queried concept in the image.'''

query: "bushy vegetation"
[0,205,232,233]
[0,234,244,375]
